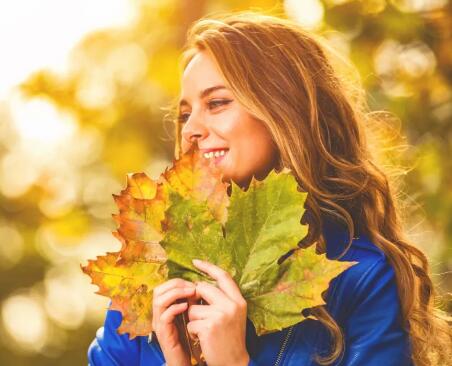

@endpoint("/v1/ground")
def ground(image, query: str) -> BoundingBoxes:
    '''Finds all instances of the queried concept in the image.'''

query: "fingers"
[153,286,195,312]
[152,278,195,330]
[192,259,243,301]
[160,302,188,324]
[154,278,195,297]
[188,304,218,321]
[186,319,205,338]
[194,281,232,306]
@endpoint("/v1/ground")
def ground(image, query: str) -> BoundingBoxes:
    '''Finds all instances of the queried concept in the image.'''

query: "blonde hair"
[168,11,452,365]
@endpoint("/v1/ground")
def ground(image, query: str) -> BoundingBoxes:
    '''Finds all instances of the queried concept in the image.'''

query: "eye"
[177,113,190,123]
[208,99,232,110]
[177,99,232,123]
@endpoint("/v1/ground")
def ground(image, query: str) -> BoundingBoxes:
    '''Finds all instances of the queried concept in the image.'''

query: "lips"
[212,151,227,165]
[199,147,229,154]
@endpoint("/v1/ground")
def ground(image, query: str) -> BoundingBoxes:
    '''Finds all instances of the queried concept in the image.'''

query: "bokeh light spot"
[1,294,48,352]
[284,0,325,29]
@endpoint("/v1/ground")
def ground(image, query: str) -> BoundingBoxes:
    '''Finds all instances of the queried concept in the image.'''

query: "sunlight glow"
[390,0,448,12]
[1,294,48,352]
[10,96,77,144]
[0,95,107,200]
[44,266,87,329]
[374,39,437,97]
[284,0,325,29]
[0,0,137,98]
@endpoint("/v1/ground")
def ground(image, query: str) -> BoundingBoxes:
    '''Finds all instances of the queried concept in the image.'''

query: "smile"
[202,149,228,165]
[203,149,227,159]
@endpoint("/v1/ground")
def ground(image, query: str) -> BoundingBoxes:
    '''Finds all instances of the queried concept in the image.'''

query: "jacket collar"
[322,219,384,260]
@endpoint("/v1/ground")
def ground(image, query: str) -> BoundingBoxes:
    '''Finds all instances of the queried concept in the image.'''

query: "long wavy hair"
[167,11,452,366]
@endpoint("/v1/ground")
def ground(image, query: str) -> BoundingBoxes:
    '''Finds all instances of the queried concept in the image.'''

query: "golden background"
[0,1,450,364]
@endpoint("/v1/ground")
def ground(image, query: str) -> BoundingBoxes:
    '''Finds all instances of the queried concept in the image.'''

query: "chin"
[218,165,253,190]
[219,172,240,188]
[231,175,253,191]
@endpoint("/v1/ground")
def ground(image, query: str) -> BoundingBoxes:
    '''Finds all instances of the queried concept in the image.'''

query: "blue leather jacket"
[87,224,414,365]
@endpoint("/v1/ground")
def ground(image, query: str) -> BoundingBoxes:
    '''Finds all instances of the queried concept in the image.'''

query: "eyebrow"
[178,85,227,108]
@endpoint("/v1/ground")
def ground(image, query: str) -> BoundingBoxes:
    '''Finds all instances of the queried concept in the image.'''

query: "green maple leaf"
[162,169,356,335]
[161,191,235,283]
[246,245,351,334]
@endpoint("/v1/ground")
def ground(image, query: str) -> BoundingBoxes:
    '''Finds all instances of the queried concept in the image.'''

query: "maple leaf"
[160,145,229,224]
[81,232,167,339]
[81,147,229,339]
[161,169,356,335]
[246,245,352,334]
[83,171,169,339]
[160,191,235,283]
[82,147,357,340]
[112,172,167,243]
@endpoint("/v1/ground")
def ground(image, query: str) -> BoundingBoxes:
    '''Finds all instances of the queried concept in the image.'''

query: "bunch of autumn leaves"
[81,148,354,340]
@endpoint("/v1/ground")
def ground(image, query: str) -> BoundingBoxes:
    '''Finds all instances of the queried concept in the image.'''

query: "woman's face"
[179,51,278,188]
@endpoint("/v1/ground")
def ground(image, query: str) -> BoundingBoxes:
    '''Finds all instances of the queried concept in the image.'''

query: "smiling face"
[179,51,278,188]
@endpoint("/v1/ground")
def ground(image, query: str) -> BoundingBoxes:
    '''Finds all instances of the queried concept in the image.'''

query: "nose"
[181,110,208,146]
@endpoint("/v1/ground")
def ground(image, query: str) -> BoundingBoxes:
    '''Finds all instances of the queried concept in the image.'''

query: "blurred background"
[0,0,450,365]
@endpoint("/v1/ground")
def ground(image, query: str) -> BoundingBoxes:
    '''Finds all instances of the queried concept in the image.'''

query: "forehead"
[180,52,225,94]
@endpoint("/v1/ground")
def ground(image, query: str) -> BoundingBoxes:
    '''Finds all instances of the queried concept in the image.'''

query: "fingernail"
[192,259,202,265]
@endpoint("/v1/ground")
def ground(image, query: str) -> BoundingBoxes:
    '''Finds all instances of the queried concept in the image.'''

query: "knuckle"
[160,309,172,323]
[216,309,228,321]
[218,271,229,280]
[196,281,206,289]
[237,299,247,310]
[170,278,185,287]
[224,306,235,317]
[212,318,223,330]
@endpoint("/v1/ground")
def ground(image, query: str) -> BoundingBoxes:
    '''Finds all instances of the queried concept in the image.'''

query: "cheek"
[210,108,241,139]
[248,123,277,165]
[229,118,277,177]
[245,136,276,167]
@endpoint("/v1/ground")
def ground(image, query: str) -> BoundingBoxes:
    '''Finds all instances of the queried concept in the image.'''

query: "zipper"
[274,325,294,366]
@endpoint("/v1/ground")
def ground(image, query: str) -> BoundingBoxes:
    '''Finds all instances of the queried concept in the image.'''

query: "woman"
[88,11,451,366]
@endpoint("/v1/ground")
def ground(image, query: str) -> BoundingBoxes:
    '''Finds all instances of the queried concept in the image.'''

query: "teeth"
[203,150,227,159]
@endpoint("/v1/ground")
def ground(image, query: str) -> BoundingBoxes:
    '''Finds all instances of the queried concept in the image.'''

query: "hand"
[187,259,250,366]
[152,278,196,366]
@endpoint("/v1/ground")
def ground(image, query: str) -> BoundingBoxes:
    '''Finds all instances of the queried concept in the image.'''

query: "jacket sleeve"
[334,258,413,366]
[87,307,165,366]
